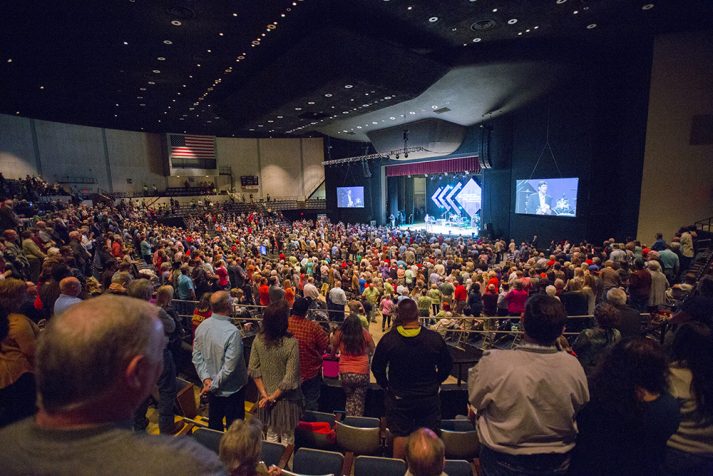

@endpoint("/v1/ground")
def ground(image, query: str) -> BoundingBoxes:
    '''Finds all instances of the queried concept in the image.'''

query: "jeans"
[301,374,322,411]
[480,446,570,476]
[208,385,246,431]
[134,348,176,434]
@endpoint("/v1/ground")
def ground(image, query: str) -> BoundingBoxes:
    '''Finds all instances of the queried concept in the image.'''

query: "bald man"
[192,291,248,430]
[0,295,226,475]
[53,276,82,316]
[405,428,447,476]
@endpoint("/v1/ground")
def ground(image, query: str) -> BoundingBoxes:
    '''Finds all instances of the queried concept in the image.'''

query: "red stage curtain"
[385,156,480,177]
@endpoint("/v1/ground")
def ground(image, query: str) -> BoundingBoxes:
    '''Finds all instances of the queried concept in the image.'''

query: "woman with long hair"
[570,338,681,475]
[219,417,280,476]
[248,301,302,444]
[663,322,713,475]
[331,315,375,416]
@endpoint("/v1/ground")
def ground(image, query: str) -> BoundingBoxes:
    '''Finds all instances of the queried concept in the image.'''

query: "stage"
[398,221,479,237]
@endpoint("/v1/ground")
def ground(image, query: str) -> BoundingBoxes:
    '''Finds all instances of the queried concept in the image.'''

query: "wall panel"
[0,114,38,179]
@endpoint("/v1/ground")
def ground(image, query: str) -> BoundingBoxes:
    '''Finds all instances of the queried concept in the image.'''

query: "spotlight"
[464,170,469,174]
[424,174,428,177]
[445,172,448,176]
[404,152,409,158]
[395,153,400,159]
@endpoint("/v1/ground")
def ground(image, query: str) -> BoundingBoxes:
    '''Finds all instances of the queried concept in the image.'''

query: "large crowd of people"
[0,175,711,475]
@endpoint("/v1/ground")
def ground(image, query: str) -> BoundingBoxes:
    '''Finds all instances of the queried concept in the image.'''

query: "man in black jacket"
[372,298,453,459]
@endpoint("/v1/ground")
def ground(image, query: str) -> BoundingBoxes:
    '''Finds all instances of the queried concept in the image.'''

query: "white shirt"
[468,342,589,455]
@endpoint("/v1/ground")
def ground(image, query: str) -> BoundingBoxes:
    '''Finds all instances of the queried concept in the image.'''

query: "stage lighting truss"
[322,146,428,166]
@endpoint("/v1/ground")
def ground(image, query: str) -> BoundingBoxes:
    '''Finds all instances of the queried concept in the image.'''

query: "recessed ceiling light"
[526,29,531,33]
[123,41,128,45]
[385,96,392,100]
[518,32,523,35]
[114,114,118,118]
[163,40,173,45]
[307,101,315,105]
[137,96,143,99]
[492,8,498,12]
[428,16,438,23]
[171,20,182,26]
[534,25,539,29]
[407,5,413,10]
[207,49,212,53]
[356,126,362,129]
[324,93,333,97]
[153,69,161,73]
[148,81,155,85]
[344,84,353,88]
[642,3,654,10]
[267,120,274,123]
[115,103,119,107]
[157,57,165,61]
[389,116,396,120]
[342,111,349,114]
[6,58,12,63]
[372,121,378,125]
[556,0,567,4]
[39,85,44,90]
[573,10,579,14]
[295,107,302,111]
[219,32,224,36]
[472,37,482,42]
[232,12,238,16]
[140,103,146,107]
[15,111,19,115]
[507,18,518,24]
[587,23,597,29]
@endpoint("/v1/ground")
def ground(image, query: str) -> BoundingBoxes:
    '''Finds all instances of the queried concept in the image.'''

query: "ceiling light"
[171,20,182,26]
[344,84,353,89]
[642,3,654,10]
[232,12,238,16]
[492,8,498,12]
[472,37,482,42]
[307,101,315,105]
[152,69,160,73]
[114,114,118,118]
[15,111,19,115]
[39,85,44,90]
[407,5,413,10]
[508,18,518,24]
[372,121,378,125]
[356,126,362,129]
[277,115,284,119]
[573,10,579,14]
[324,93,333,97]
[267,120,274,123]
[140,103,146,106]
[163,40,173,45]
[123,41,128,45]
[534,25,539,29]
[219,32,224,36]
[295,107,302,110]
[115,103,119,107]
[526,29,530,33]
[587,23,597,29]
[385,96,392,100]
[389,116,396,120]
[157,57,165,61]
[428,16,438,23]
[6,58,12,63]
[409,111,416,115]
[556,0,567,4]
[206,49,212,53]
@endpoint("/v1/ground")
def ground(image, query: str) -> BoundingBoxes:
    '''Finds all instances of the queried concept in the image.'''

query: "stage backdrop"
[426,174,483,227]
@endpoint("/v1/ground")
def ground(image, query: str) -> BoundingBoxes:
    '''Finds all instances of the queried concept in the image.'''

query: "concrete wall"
[0,113,325,198]
[638,31,713,242]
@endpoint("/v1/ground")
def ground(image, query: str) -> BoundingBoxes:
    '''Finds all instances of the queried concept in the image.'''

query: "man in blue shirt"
[176,265,195,300]
[192,291,248,431]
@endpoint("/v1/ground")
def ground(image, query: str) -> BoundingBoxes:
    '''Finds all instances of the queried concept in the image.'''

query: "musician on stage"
[527,181,554,215]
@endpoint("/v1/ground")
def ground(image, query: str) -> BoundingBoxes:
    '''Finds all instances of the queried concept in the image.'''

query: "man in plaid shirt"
[288,298,329,410]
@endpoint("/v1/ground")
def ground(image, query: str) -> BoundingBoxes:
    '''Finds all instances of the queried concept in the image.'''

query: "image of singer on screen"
[337,186,364,208]
[527,180,554,215]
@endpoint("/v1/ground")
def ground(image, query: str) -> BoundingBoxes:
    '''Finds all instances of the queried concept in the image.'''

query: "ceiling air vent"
[471,19,497,31]
[433,107,451,114]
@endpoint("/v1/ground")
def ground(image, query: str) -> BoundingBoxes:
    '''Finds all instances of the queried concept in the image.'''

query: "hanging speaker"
[479,124,493,169]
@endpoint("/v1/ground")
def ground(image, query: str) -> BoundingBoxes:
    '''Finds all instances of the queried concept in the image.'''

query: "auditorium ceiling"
[1,0,711,141]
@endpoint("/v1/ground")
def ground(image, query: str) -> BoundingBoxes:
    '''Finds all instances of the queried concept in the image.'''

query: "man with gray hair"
[606,287,641,339]
[0,295,226,475]
[53,276,82,316]
[193,290,248,431]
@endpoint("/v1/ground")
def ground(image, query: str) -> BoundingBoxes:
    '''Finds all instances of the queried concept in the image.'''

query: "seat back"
[342,416,380,428]
[440,419,475,432]
[192,427,223,454]
[293,448,345,476]
[444,459,474,476]
[353,455,406,476]
[335,421,381,455]
[301,410,337,425]
[261,441,288,468]
[175,377,198,419]
[440,430,479,460]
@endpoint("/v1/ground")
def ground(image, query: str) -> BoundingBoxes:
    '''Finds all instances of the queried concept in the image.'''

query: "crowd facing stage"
[0,175,711,475]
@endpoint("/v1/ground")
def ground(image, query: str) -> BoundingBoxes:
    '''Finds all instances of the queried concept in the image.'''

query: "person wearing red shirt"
[287,298,329,410]
[505,280,529,316]
[454,279,468,315]
[258,278,270,306]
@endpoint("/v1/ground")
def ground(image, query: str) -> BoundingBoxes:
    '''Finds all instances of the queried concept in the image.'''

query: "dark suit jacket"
[526,192,553,214]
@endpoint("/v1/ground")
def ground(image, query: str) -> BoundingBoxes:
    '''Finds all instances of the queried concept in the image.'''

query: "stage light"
[444,172,448,176]
[404,152,409,158]
[424,174,428,177]
[465,170,469,174]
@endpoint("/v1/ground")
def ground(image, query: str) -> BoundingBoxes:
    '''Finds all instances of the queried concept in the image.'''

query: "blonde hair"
[219,418,264,474]
[156,285,174,307]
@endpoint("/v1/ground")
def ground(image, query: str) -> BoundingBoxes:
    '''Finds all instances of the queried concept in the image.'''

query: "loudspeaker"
[485,222,494,238]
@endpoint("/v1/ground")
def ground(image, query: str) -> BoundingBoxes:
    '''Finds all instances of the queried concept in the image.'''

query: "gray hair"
[606,287,628,306]
[37,295,160,413]
[127,279,153,301]
[219,417,264,473]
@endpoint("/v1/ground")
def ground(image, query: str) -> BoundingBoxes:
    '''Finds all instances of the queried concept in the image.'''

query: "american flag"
[169,134,216,159]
